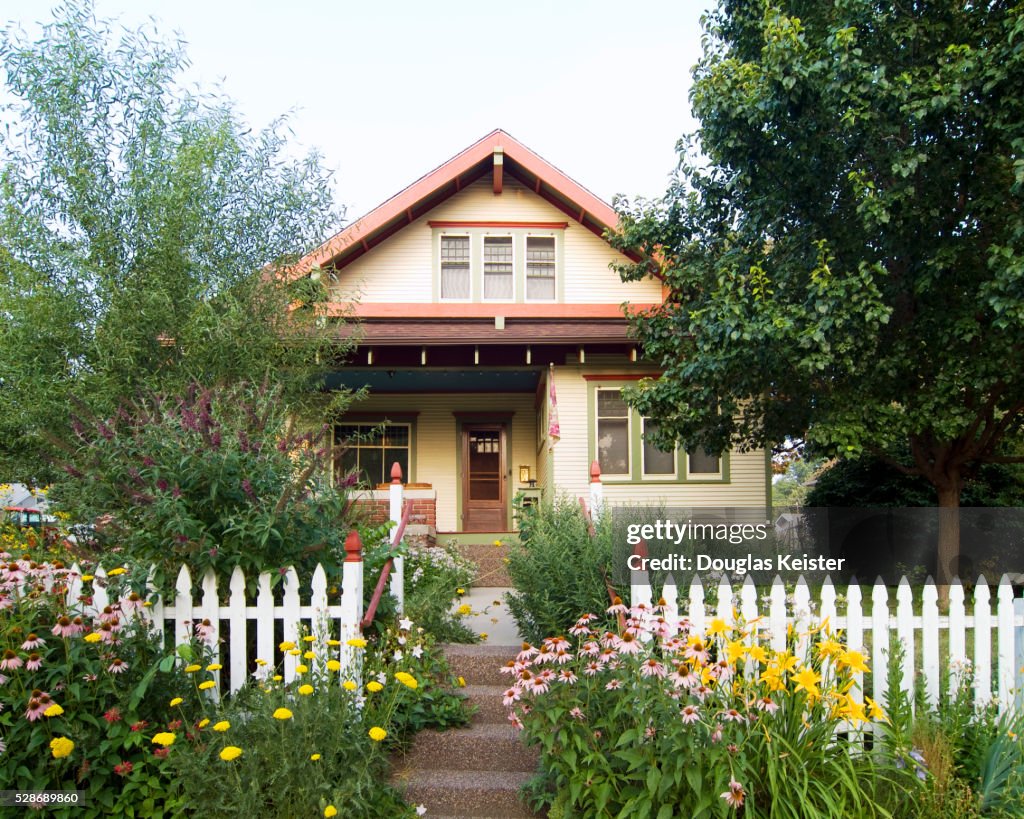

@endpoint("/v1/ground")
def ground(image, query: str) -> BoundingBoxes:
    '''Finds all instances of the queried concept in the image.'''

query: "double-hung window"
[641,417,676,477]
[596,389,631,476]
[440,236,471,300]
[525,236,556,300]
[483,236,514,299]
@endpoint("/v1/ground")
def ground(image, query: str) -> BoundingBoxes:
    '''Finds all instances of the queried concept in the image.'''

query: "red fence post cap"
[344,530,363,562]
[590,460,601,483]
[390,462,403,484]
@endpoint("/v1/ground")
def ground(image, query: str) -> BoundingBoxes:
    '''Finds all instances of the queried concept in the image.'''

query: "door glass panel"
[468,431,501,500]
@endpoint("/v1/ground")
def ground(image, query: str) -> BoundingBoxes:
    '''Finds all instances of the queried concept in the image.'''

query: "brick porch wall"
[349,488,437,530]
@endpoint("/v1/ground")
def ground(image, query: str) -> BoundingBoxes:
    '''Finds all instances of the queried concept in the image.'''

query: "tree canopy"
[612,0,1024,581]
[0,2,347,484]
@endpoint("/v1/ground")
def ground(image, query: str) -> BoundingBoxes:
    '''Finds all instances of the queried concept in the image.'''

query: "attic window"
[440,236,470,299]
[483,236,514,300]
[525,236,556,300]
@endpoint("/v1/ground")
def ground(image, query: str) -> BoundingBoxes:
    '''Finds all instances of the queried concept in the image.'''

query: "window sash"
[440,236,471,299]
[483,237,514,300]
[526,237,556,301]
[642,418,676,476]
[336,423,411,485]
[596,389,630,475]
[687,448,722,476]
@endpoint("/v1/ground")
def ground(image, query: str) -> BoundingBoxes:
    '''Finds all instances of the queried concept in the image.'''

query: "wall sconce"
[519,465,531,483]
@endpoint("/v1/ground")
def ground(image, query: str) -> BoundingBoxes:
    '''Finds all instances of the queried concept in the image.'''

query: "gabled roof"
[294,129,631,275]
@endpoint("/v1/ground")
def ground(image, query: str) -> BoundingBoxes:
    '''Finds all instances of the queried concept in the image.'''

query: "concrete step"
[400,723,539,772]
[457,542,514,587]
[443,643,520,687]
[452,588,523,644]
[395,769,541,818]
[463,684,510,724]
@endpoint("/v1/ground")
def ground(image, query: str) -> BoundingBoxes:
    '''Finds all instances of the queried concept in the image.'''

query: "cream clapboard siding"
[550,363,769,509]
[332,178,662,304]
[343,391,539,531]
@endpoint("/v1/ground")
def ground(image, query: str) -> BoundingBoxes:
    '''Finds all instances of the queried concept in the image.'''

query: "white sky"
[5,0,707,223]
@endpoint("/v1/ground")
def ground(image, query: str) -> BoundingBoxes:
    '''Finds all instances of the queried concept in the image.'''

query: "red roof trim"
[427,220,568,229]
[325,303,652,319]
[292,129,623,276]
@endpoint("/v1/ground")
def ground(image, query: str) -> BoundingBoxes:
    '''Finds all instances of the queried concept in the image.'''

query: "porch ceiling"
[323,367,542,393]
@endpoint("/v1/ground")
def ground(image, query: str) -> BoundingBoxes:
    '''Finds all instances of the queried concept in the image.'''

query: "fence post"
[389,461,404,614]
[340,530,365,675]
[589,460,603,518]
[630,539,652,610]
[1015,592,1024,712]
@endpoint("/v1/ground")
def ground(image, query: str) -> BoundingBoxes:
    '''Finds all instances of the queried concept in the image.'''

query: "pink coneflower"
[516,643,538,662]
[51,616,76,638]
[97,622,120,645]
[508,714,523,731]
[536,667,556,682]
[681,704,700,724]
[569,707,585,720]
[108,658,128,674]
[605,679,622,690]
[607,597,629,616]
[579,640,601,657]
[70,616,86,636]
[583,661,602,676]
[554,649,573,665]
[121,592,144,611]
[670,663,697,689]
[20,634,45,651]
[99,605,119,624]
[756,696,780,714]
[527,676,550,695]
[194,619,215,642]
[558,669,578,685]
[694,685,711,703]
[0,595,12,611]
[640,659,667,678]
[684,639,709,664]
[0,650,22,671]
[25,653,42,672]
[710,723,723,743]
[722,708,746,723]
[598,647,618,663]
[502,688,520,706]
[499,661,520,676]
[533,644,555,664]
[721,778,746,809]
[569,622,592,636]
[25,695,47,722]
[616,633,642,655]
[545,636,570,652]
[82,673,98,682]
[631,602,651,617]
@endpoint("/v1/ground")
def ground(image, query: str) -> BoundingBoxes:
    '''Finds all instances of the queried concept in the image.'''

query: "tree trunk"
[935,482,962,603]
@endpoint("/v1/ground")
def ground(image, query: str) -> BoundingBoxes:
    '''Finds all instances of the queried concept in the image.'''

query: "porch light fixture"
[519,465,531,483]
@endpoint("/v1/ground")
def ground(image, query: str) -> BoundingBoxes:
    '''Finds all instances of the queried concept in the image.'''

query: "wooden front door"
[461,424,507,532]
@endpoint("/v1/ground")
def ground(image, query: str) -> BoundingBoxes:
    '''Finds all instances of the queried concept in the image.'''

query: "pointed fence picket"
[627,567,1024,716]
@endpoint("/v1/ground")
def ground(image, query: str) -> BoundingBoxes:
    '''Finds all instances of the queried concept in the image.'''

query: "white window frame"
[524,234,557,302]
[481,235,516,302]
[595,387,632,478]
[439,233,472,302]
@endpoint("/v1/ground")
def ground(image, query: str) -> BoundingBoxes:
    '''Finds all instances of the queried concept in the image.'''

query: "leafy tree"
[0,2,348,485]
[613,1,1024,584]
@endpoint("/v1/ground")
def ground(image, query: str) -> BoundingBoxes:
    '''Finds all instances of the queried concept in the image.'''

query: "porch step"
[393,643,544,818]
[458,542,514,587]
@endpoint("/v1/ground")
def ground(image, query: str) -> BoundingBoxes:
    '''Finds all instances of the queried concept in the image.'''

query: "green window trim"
[586,381,731,485]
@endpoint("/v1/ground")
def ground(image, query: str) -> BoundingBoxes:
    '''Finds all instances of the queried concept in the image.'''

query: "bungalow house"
[295,130,770,539]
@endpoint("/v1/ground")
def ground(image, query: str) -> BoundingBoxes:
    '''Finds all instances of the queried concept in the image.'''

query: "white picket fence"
[64,557,367,695]
[631,570,1024,716]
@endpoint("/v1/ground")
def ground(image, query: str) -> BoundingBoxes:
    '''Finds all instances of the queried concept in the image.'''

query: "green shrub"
[505,497,614,645]
[503,603,920,817]
[403,539,478,643]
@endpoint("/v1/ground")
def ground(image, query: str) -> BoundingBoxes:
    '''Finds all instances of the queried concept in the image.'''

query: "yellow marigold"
[310,753,321,761]
[206,663,222,671]
[84,632,102,644]
[395,672,419,690]
[303,650,315,660]
[368,726,387,742]
[279,641,296,651]
[151,732,176,747]
[480,632,488,640]
[326,638,341,647]
[80,574,94,582]
[366,681,383,693]
[106,567,126,576]
[346,638,367,648]
[493,539,502,547]
[457,676,466,688]
[298,684,314,696]
[288,649,302,656]
[273,674,283,682]
[324,807,338,818]
[213,721,230,732]
[169,697,183,707]
[273,708,293,720]
[303,635,316,643]
[198,680,216,690]
[457,604,472,616]
[184,664,202,673]
[219,746,242,761]
[255,658,267,666]
[456,587,465,595]
[342,680,357,691]
[295,664,309,674]
[44,703,64,717]
[198,719,210,728]
[326,660,341,672]
[50,736,74,759]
